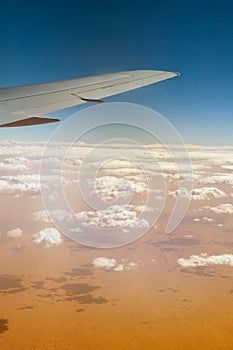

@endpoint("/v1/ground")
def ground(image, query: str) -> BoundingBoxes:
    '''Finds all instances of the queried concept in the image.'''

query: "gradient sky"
[0,0,233,145]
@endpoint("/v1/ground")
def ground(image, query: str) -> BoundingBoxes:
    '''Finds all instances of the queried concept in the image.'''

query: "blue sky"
[0,0,233,145]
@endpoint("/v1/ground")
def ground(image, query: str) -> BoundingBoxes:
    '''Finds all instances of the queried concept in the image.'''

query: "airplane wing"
[0,70,179,127]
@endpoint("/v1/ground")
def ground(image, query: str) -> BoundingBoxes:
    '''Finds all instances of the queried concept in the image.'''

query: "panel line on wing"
[0,74,134,102]
[0,72,166,103]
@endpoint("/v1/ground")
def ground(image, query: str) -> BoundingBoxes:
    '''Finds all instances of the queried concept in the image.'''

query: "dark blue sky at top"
[0,0,233,144]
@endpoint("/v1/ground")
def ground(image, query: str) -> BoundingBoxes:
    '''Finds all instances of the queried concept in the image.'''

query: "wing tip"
[130,69,181,78]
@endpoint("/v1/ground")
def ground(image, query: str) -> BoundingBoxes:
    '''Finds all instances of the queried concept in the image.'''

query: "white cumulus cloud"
[7,227,23,238]
[193,216,215,222]
[191,187,226,200]
[76,205,149,229]
[91,176,147,201]
[0,174,41,195]
[178,253,233,267]
[33,209,73,223]
[92,257,117,269]
[204,203,233,214]
[0,157,28,171]
[92,257,138,272]
[31,228,62,247]
[170,186,226,200]
[201,174,233,186]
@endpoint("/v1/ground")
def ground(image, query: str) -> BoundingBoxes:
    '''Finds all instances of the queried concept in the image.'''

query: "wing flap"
[0,116,60,128]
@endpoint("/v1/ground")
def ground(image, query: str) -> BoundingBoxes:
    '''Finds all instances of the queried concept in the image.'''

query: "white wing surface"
[0,70,179,127]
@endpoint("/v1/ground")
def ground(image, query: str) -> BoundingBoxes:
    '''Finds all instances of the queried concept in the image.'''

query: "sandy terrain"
[0,141,233,349]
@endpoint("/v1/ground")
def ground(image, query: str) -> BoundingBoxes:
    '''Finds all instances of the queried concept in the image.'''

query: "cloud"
[201,174,233,186]
[0,157,28,171]
[99,159,138,170]
[92,257,117,269]
[193,217,215,222]
[113,264,124,271]
[202,217,215,222]
[186,146,233,166]
[92,257,138,272]
[125,262,138,271]
[204,203,233,214]
[135,205,154,213]
[221,165,233,171]
[7,227,23,238]
[0,172,67,198]
[191,187,226,200]
[99,167,142,178]
[33,209,73,223]
[178,253,233,267]
[31,228,62,247]
[170,186,226,200]
[76,205,149,229]
[33,210,50,222]
[91,176,147,201]
[0,174,41,195]
[169,187,191,199]
[169,173,201,181]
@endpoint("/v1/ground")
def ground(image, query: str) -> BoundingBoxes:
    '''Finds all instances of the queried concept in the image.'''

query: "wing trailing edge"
[0,116,60,128]
[0,70,180,127]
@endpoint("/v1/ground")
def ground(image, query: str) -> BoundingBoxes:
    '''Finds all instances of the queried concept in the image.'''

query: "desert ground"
[0,140,233,349]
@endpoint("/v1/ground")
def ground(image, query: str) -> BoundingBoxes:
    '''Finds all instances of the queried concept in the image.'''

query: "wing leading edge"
[0,70,179,127]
